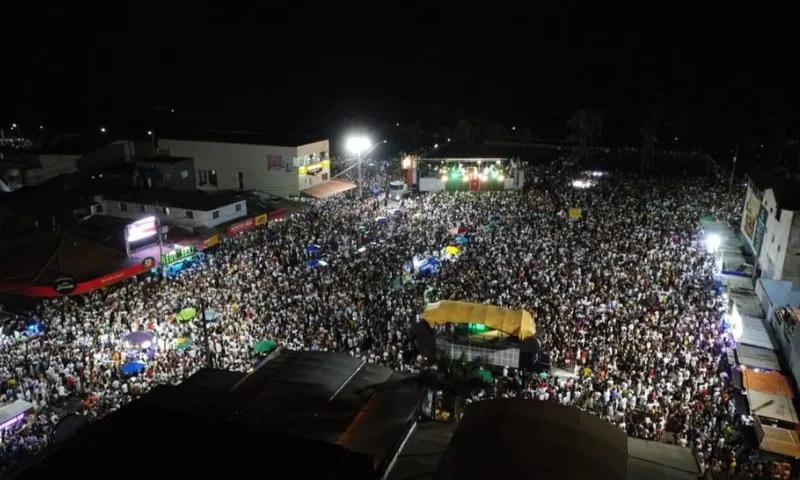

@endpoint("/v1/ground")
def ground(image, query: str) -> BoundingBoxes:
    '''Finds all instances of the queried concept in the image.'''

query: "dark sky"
[2,3,797,144]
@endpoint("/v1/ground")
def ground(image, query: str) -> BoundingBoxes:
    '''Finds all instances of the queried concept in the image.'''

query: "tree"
[418,349,489,423]
[567,110,603,162]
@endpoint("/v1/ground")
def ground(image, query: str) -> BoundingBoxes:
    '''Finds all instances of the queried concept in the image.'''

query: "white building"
[741,173,800,283]
[98,189,247,231]
[154,132,335,198]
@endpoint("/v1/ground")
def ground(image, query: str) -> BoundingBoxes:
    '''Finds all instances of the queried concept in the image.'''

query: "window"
[181,170,189,179]
[185,210,194,219]
[198,169,208,186]
[161,206,170,215]
[212,210,220,219]
[237,172,244,190]
[119,202,128,212]
[139,204,146,213]
[235,203,242,212]
[94,204,103,213]
[322,173,329,181]
[320,151,328,160]
[777,245,781,252]
[209,170,218,187]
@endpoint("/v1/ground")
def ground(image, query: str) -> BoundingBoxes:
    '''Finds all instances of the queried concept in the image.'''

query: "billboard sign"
[227,217,255,237]
[53,274,77,295]
[752,205,768,255]
[161,245,195,266]
[743,195,760,240]
[126,217,157,242]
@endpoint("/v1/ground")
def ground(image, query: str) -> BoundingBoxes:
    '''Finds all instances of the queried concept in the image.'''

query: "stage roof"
[435,399,628,480]
[302,179,356,198]
[422,301,535,339]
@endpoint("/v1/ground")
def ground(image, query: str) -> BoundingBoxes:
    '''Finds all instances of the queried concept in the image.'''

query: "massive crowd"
[0,163,766,476]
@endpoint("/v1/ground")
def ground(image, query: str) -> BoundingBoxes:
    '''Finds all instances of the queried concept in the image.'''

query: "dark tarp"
[435,398,628,480]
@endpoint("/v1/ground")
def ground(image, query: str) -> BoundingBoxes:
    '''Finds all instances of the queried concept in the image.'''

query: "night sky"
[2,4,797,146]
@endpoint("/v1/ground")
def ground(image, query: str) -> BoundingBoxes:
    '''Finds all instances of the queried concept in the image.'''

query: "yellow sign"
[203,234,220,249]
[254,214,267,226]
[321,160,331,169]
[298,166,308,176]
[568,208,582,219]
[743,194,759,240]
[307,162,322,171]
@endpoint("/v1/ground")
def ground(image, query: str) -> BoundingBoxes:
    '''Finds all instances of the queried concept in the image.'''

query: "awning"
[302,180,357,199]
[422,300,536,339]
[737,345,780,371]
[740,315,775,350]
[761,424,800,458]
[743,369,794,397]
[748,390,798,424]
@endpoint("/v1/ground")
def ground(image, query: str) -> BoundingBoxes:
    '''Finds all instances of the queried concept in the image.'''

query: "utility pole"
[155,201,166,280]
[201,298,212,368]
[728,144,739,194]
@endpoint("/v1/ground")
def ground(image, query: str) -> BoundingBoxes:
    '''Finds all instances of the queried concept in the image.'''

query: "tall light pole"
[148,130,156,152]
[346,135,373,199]
[728,143,739,194]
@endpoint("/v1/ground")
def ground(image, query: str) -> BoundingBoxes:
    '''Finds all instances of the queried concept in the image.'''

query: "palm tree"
[418,349,489,423]
[567,110,603,162]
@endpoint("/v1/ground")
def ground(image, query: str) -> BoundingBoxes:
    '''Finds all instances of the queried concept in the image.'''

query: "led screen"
[127,217,157,242]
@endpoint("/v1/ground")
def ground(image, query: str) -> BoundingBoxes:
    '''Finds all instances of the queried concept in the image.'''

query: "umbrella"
[448,226,468,235]
[376,216,389,224]
[391,208,403,216]
[305,244,321,253]
[176,307,197,322]
[120,361,146,376]
[482,222,499,232]
[204,309,221,322]
[371,186,383,195]
[253,339,278,354]
[444,245,460,255]
[477,369,493,384]
[305,259,328,268]
[175,337,195,352]
[413,213,425,219]
[489,215,502,223]
[454,235,469,245]
[123,331,155,348]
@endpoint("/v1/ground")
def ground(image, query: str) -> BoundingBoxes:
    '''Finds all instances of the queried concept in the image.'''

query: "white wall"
[158,139,329,198]
[759,189,796,281]
[784,212,800,284]
[98,198,247,230]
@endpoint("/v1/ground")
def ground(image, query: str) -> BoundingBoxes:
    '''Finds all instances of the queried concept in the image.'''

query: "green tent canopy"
[176,308,197,322]
[253,339,278,354]
[175,337,195,352]
[477,369,493,384]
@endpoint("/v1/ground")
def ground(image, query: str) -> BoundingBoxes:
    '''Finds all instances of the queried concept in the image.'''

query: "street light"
[346,135,372,198]
[100,127,107,134]
[148,130,156,151]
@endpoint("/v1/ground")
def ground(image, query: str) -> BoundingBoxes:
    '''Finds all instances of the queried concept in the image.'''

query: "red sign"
[269,208,287,220]
[0,262,151,297]
[227,218,255,237]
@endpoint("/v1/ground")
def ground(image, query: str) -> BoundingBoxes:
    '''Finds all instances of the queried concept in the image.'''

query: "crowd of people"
[0,162,772,477]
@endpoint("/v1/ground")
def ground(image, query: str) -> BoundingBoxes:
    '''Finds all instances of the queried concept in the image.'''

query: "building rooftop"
[103,188,243,212]
[163,129,325,147]
[134,155,193,165]
[30,134,117,155]
[13,351,421,479]
[746,171,800,211]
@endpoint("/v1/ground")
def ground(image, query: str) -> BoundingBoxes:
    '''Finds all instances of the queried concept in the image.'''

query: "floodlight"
[346,136,371,154]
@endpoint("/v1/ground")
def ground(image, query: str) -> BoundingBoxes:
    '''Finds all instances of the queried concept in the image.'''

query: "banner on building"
[255,214,267,226]
[743,194,760,240]
[752,205,768,255]
[227,218,255,237]
[203,234,221,249]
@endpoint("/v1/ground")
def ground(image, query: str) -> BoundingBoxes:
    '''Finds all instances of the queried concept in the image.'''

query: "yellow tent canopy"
[422,301,536,339]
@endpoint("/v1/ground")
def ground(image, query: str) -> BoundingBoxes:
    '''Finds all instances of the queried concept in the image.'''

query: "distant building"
[741,172,800,283]
[132,155,196,190]
[99,188,247,230]
[154,131,332,198]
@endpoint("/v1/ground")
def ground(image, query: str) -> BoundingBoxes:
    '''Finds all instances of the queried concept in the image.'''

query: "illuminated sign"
[126,217,157,242]
[227,217,255,236]
[254,214,267,226]
[298,166,308,176]
[321,160,331,169]
[203,235,220,249]
[307,162,322,171]
[161,245,195,266]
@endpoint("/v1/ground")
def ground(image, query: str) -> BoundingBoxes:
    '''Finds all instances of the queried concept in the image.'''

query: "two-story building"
[153,131,337,198]
[99,189,247,231]
[742,172,800,283]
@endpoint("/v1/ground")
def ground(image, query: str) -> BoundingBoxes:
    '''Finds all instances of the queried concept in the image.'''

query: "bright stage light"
[346,136,371,154]
[127,216,157,242]
[498,174,505,182]
[728,305,743,341]
[572,179,593,189]
[705,234,721,253]
[440,174,448,182]
[479,174,488,182]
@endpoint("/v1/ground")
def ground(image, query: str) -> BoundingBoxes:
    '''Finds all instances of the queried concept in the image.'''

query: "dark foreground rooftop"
[14,351,421,479]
